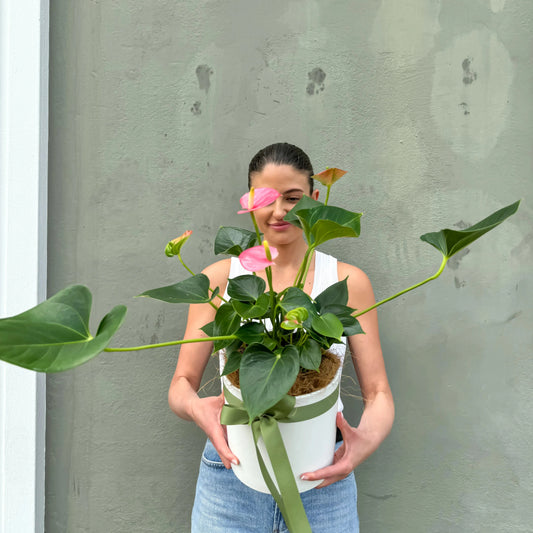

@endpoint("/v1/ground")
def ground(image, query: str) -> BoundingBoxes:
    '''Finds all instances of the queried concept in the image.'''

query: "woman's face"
[249,163,319,246]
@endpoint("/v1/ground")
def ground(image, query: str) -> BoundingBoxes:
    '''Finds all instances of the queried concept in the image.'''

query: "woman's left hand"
[300,412,372,489]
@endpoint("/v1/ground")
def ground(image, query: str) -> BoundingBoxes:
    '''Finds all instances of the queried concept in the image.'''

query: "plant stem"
[177,252,196,277]
[265,265,276,324]
[353,255,448,318]
[295,247,314,288]
[103,335,238,352]
[324,185,331,206]
[250,212,262,244]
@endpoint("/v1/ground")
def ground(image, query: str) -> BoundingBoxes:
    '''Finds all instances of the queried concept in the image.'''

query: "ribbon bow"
[221,384,340,533]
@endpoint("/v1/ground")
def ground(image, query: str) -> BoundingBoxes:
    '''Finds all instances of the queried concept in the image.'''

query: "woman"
[168,143,394,532]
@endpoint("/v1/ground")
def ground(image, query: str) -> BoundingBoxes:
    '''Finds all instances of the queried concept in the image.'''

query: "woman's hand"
[190,393,239,469]
[300,412,370,489]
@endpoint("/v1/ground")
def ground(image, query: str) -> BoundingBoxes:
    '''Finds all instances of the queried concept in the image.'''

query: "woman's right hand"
[190,393,239,469]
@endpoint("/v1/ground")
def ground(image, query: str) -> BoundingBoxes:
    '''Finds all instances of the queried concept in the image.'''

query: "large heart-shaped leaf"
[315,278,349,309]
[420,200,520,258]
[227,275,266,301]
[298,338,322,370]
[239,344,300,420]
[232,293,270,319]
[283,196,323,231]
[0,285,126,372]
[139,274,218,304]
[308,206,361,246]
[279,287,317,320]
[214,226,260,256]
[213,303,241,350]
[311,313,344,341]
[234,322,265,344]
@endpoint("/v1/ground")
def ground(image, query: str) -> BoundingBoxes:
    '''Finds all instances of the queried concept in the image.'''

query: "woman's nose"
[272,198,286,218]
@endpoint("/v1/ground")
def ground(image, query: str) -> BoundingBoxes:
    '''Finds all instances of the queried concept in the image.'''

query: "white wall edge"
[0,1,49,532]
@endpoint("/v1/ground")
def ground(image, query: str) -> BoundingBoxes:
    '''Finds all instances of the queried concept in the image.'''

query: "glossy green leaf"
[227,275,266,302]
[139,274,218,304]
[239,344,300,420]
[0,285,126,372]
[200,320,214,337]
[307,206,361,246]
[420,200,520,258]
[279,287,317,323]
[220,340,243,376]
[315,278,349,309]
[298,338,322,370]
[283,195,323,232]
[311,313,344,341]
[214,226,260,256]
[232,293,270,319]
[234,322,265,344]
[213,303,241,350]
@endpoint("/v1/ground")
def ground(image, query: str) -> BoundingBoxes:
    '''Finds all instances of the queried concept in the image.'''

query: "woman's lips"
[269,222,291,231]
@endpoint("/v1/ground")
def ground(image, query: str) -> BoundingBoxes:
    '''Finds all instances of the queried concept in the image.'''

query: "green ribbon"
[221,384,340,533]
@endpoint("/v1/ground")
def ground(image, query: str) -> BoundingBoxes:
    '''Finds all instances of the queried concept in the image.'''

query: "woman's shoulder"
[202,258,232,288]
[337,260,374,296]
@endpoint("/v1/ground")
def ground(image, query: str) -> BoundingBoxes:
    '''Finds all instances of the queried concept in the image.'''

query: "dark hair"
[248,143,314,192]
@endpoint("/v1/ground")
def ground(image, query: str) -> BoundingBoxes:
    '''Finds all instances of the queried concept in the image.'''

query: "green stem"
[353,256,448,318]
[265,265,276,324]
[177,252,195,277]
[250,212,262,244]
[104,335,238,352]
[324,185,331,206]
[295,247,314,289]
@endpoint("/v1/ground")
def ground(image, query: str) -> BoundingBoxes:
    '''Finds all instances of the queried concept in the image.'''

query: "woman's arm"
[168,259,240,469]
[301,262,394,488]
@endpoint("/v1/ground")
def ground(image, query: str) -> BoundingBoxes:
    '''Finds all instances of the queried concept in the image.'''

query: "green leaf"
[239,344,300,420]
[420,200,520,258]
[213,303,241,350]
[139,274,218,304]
[221,349,242,376]
[220,339,243,376]
[214,226,260,256]
[0,285,127,372]
[312,313,344,341]
[283,196,324,232]
[227,275,266,301]
[298,338,322,370]
[232,293,270,319]
[279,287,318,323]
[234,322,265,344]
[315,278,349,309]
[339,315,364,337]
[200,320,214,337]
[308,206,361,246]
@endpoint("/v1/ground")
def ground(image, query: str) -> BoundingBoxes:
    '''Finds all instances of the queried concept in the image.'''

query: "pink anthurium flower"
[312,167,347,187]
[238,187,281,214]
[239,242,279,271]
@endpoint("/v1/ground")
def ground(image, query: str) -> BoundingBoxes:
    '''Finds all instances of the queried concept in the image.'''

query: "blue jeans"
[191,439,359,533]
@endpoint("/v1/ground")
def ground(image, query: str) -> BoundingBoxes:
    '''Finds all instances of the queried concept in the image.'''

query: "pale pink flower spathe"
[239,244,279,272]
[238,187,281,214]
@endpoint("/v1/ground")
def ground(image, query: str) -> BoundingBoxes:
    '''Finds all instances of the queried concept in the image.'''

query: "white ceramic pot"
[222,363,342,494]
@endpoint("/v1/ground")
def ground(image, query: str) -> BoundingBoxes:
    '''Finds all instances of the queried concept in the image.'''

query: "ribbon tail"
[252,419,312,533]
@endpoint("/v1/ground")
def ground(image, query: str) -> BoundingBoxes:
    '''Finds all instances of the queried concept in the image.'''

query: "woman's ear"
[311,189,319,201]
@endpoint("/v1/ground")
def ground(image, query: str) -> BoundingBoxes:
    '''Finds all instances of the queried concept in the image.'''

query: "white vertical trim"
[0,0,48,532]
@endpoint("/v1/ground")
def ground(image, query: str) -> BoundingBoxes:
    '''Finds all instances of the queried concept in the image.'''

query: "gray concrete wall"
[46,1,532,531]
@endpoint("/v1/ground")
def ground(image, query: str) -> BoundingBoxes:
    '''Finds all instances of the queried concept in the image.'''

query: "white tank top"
[219,251,347,407]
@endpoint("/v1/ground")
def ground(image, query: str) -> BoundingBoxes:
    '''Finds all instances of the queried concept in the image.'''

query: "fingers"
[210,427,239,469]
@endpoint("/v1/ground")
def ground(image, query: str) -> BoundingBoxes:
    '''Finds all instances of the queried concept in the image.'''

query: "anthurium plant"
[0,171,520,422]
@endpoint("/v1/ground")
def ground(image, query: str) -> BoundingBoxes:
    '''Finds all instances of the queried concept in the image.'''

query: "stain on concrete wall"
[431,28,513,160]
